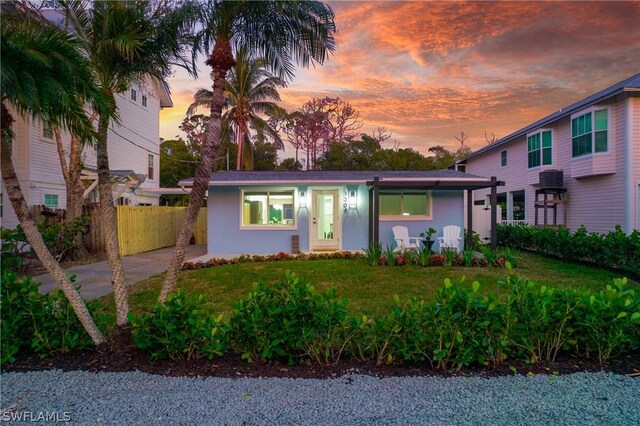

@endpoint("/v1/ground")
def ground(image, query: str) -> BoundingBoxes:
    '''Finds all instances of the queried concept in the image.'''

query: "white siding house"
[0,78,173,229]
[455,73,640,234]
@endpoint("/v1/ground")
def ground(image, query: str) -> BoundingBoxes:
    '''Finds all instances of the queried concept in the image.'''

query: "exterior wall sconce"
[299,190,306,208]
[349,190,357,209]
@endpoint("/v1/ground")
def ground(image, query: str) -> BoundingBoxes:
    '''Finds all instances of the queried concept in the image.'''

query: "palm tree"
[187,48,286,171]
[160,1,336,301]
[60,0,194,325]
[1,6,109,344]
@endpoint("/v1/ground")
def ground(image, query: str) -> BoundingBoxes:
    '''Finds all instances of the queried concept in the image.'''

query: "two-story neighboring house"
[454,73,640,234]
[0,78,173,229]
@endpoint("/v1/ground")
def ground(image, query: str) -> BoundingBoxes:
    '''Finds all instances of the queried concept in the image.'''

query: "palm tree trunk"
[96,113,129,325]
[159,37,236,302]
[53,128,89,258]
[235,124,244,171]
[1,108,104,345]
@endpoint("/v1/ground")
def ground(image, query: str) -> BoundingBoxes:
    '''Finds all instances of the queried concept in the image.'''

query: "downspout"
[624,95,633,234]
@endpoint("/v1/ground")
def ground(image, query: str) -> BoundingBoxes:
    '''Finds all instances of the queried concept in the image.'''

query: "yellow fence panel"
[116,206,207,256]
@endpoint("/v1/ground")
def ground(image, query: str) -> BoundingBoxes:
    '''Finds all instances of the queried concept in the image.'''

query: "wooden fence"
[116,206,207,256]
[28,204,207,256]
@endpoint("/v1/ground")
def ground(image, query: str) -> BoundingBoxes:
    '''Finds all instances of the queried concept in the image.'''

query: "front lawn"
[96,251,631,327]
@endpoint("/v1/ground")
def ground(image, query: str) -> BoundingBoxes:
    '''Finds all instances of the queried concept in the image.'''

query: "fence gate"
[472,204,501,244]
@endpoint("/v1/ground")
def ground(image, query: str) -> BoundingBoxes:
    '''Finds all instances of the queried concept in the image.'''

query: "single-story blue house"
[179,170,502,255]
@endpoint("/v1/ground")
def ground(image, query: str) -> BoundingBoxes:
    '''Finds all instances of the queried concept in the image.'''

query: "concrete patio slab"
[33,245,207,300]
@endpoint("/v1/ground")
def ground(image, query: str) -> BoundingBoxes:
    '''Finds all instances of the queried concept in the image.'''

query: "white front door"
[310,189,341,250]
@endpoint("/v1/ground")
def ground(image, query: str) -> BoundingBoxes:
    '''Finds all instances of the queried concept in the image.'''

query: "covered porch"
[366,176,504,250]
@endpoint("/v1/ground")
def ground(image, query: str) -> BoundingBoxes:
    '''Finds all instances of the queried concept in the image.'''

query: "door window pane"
[317,194,334,240]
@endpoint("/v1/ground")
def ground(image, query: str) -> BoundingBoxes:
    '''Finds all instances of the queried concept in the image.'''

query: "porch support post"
[490,176,498,250]
[368,187,374,244]
[373,177,380,243]
[466,189,473,250]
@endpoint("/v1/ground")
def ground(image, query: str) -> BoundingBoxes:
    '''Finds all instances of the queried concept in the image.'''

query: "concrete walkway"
[33,245,207,300]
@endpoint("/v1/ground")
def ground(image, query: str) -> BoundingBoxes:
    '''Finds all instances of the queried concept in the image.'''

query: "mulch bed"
[4,329,639,379]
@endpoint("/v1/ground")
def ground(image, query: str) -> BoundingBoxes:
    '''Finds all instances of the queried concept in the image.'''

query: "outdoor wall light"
[349,190,357,209]
[299,191,306,207]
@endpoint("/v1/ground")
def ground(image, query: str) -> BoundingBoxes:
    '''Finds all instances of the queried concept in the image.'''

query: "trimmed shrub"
[129,291,226,362]
[228,271,349,365]
[498,224,640,275]
[1,271,95,363]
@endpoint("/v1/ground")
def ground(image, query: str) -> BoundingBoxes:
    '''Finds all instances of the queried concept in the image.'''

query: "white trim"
[238,187,298,230]
[624,97,633,233]
[526,128,553,169]
[570,106,611,158]
[636,181,640,231]
[310,188,342,250]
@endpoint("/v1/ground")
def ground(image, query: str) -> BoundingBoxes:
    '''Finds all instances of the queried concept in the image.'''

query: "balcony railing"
[499,220,527,226]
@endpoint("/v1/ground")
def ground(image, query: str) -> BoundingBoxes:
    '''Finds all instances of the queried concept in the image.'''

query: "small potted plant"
[420,227,437,252]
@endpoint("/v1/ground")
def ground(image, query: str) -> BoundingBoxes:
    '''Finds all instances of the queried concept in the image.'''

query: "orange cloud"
[160,1,640,156]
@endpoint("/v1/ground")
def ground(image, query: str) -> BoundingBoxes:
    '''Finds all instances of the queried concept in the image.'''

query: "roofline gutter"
[459,86,635,163]
[178,177,488,187]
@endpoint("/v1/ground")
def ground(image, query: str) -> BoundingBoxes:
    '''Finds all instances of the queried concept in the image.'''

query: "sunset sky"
[159,0,640,156]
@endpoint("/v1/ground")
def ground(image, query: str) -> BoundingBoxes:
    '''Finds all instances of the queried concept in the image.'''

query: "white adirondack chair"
[392,226,421,253]
[437,225,462,253]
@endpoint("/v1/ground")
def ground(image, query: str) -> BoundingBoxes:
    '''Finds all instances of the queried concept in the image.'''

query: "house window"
[241,189,295,228]
[142,95,147,108]
[379,191,432,220]
[500,150,507,167]
[572,109,608,157]
[130,89,137,102]
[527,130,552,168]
[44,194,58,208]
[148,154,154,180]
[42,121,53,139]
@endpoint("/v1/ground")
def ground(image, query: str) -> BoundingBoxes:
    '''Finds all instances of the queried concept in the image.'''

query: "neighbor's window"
[500,150,507,167]
[142,95,148,107]
[44,194,58,208]
[242,190,295,227]
[527,130,552,168]
[130,88,137,102]
[379,191,431,219]
[572,109,608,157]
[148,154,154,180]
[42,121,53,139]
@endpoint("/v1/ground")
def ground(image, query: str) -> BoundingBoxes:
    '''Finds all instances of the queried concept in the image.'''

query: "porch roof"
[179,170,487,187]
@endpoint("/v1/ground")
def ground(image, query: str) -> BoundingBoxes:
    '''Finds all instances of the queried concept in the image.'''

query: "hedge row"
[129,269,640,370]
[497,224,640,275]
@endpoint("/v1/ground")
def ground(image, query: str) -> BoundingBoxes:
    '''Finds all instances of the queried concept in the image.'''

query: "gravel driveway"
[1,370,638,425]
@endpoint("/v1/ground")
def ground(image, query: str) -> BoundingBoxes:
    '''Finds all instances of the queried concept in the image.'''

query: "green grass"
[95,251,634,331]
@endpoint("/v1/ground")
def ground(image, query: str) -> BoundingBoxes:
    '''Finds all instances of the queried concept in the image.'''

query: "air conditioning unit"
[539,169,564,189]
